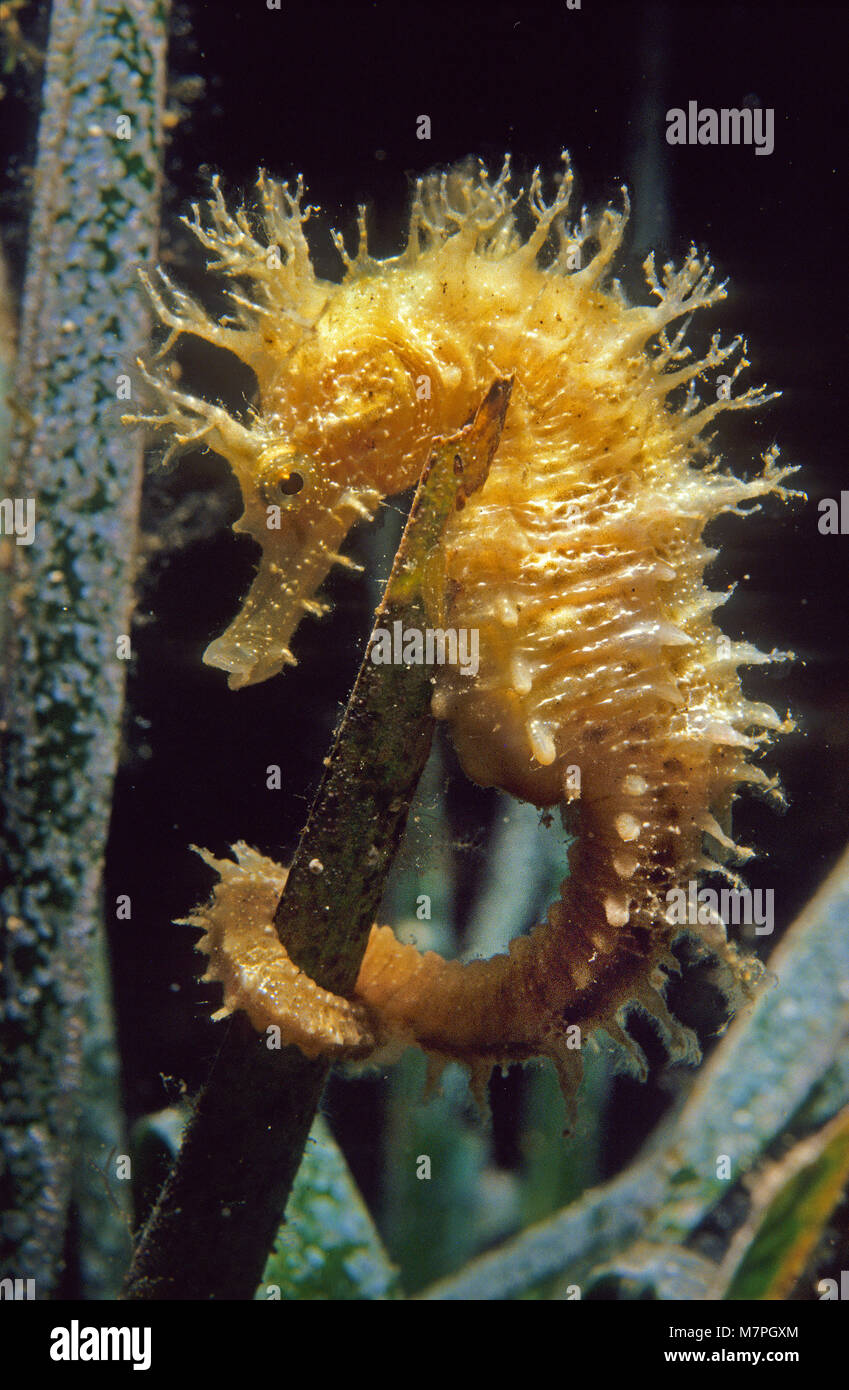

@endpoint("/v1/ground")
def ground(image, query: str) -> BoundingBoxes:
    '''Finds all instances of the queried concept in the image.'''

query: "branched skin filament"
[137,153,802,1110]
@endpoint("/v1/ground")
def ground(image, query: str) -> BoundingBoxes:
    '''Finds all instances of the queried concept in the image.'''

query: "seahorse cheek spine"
[139,155,800,1106]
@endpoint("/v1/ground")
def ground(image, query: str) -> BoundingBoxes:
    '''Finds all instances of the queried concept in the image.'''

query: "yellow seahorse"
[130,154,800,1106]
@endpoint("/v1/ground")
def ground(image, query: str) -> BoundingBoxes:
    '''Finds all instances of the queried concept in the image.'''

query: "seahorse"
[131,153,800,1106]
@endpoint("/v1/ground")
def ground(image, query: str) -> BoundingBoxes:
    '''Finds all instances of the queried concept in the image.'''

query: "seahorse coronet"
[142,153,801,1109]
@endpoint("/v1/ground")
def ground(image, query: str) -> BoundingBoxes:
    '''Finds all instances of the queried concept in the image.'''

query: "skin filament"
[138,154,801,1108]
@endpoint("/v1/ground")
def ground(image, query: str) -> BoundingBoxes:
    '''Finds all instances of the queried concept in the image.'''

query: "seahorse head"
[200,312,438,687]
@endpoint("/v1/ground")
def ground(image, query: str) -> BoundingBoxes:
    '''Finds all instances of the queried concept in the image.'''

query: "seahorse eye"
[255,442,311,506]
